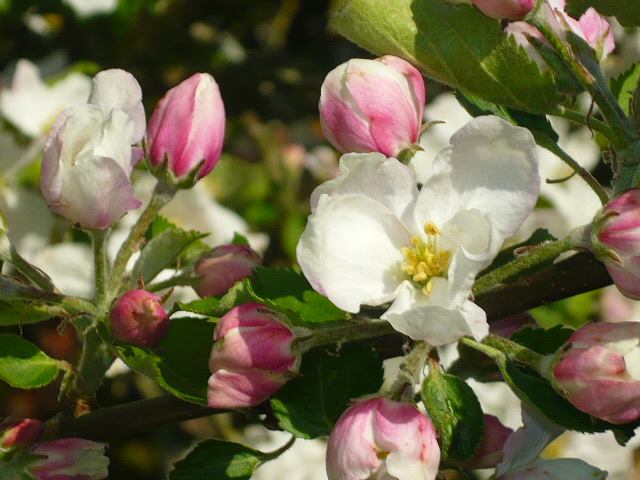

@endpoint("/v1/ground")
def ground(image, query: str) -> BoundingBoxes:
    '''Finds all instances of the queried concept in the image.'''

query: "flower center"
[401,222,452,295]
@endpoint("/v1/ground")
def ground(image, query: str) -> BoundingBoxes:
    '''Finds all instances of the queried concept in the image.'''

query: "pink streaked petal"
[578,8,615,57]
[377,55,426,122]
[207,368,287,408]
[345,60,421,155]
[606,257,640,300]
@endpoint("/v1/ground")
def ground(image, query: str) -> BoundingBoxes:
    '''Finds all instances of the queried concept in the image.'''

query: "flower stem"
[109,180,177,296]
[473,230,581,296]
[292,319,397,355]
[90,229,111,311]
[389,341,432,400]
[528,10,634,150]
[460,334,546,371]
[146,271,194,293]
[535,135,609,205]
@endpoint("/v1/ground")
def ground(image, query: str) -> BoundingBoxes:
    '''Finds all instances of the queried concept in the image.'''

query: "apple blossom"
[193,244,262,297]
[552,321,640,424]
[472,0,533,19]
[40,69,145,229]
[459,415,513,469]
[29,438,109,480]
[494,409,607,480]
[507,0,614,67]
[325,397,440,480]
[109,289,169,348]
[319,55,425,157]
[0,419,42,451]
[592,189,640,300]
[297,115,539,345]
[0,59,92,138]
[208,303,300,408]
[146,73,226,186]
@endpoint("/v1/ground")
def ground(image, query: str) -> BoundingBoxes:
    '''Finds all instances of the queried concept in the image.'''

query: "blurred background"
[0,1,638,479]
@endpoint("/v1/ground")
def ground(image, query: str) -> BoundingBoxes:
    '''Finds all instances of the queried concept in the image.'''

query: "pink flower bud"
[552,322,640,424]
[593,189,640,300]
[326,397,440,480]
[109,290,169,348]
[146,73,226,187]
[29,438,109,480]
[472,0,533,19]
[207,303,299,408]
[0,419,42,450]
[459,415,513,469]
[193,244,262,297]
[319,55,425,157]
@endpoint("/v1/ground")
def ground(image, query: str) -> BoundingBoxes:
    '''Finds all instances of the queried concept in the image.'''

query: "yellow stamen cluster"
[401,222,452,295]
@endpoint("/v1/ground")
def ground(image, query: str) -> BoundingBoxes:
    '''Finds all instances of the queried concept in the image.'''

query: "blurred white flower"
[62,0,118,18]
[0,59,91,138]
[244,426,327,480]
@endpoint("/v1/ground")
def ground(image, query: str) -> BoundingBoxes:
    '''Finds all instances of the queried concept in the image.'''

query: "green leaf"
[169,439,266,480]
[172,297,221,316]
[119,316,216,404]
[331,0,563,113]
[0,334,60,388]
[509,325,574,355]
[231,232,250,245]
[211,267,348,325]
[271,342,384,439]
[566,0,640,27]
[132,227,207,286]
[0,300,67,326]
[422,370,483,461]
[610,63,640,117]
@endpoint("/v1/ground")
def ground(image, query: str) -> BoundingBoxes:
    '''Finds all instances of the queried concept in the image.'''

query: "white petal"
[310,153,420,230]
[419,116,539,240]
[297,194,409,313]
[88,69,146,142]
[443,209,502,305]
[382,281,488,344]
[497,458,607,480]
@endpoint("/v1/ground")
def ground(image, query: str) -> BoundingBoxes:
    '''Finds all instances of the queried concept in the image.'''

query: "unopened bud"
[193,244,262,297]
[207,303,299,408]
[552,321,640,424]
[146,73,226,188]
[109,290,169,348]
[319,55,425,157]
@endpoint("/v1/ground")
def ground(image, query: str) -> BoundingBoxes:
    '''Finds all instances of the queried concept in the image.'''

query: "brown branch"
[51,252,612,442]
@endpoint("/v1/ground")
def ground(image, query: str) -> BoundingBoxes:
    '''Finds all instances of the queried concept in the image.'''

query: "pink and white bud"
[40,69,144,230]
[319,56,426,157]
[326,397,440,480]
[0,419,42,451]
[460,415,513,469]
[472,0,533,19]
[109,290,169,348]
[593,189,640,300]
[208,302,299,408]
[552,322,640,424]
[146,73,226,187]
[193,244,262,297]
[29,438,109,480]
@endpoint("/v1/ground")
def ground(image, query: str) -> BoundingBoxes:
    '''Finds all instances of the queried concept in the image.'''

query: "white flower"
[297,116,539,345]
[0,59,91,138]
[494,409,608,480]
[40,69,146,229]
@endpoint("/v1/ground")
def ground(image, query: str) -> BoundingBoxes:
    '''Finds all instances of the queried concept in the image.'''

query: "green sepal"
[422,368,483,461]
